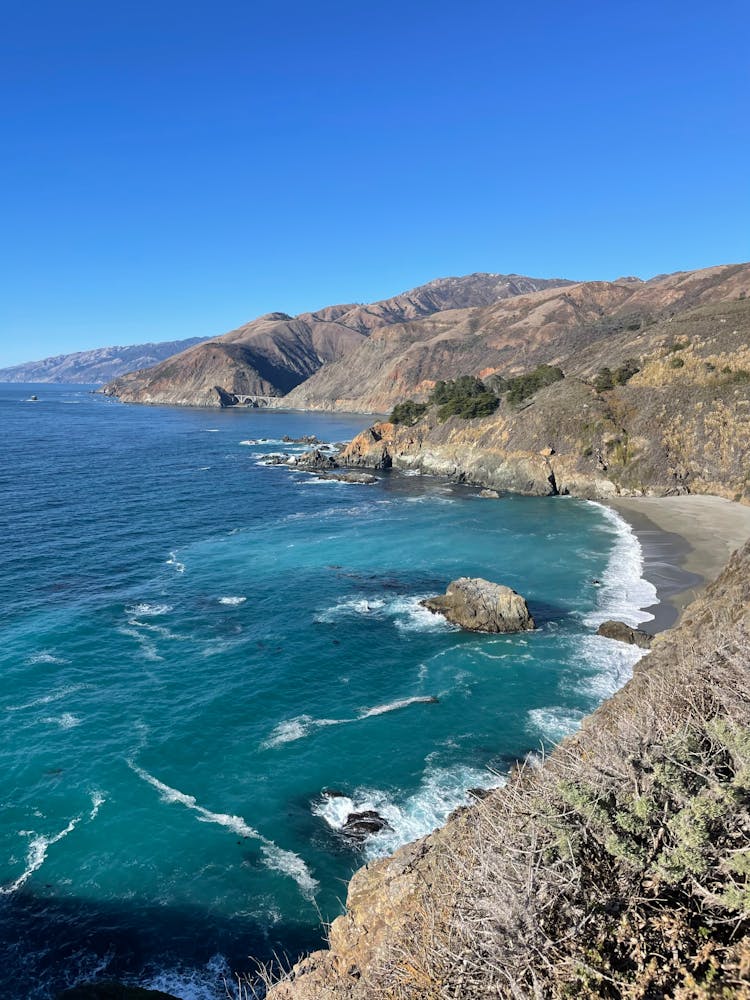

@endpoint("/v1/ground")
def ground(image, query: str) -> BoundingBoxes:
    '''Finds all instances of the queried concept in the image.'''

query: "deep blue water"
[0,384,655,999]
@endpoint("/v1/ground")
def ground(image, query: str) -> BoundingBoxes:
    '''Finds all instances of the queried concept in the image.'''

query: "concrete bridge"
[216,387,277,407]
[232,394,276,407]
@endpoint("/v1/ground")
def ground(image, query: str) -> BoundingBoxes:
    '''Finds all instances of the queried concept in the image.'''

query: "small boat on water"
[29,394,38,401]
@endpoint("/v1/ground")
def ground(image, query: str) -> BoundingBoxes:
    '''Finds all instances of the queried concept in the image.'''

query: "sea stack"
[421,577,535,633]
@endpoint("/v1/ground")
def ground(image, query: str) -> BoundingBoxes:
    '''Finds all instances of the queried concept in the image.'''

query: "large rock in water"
[421,578,534,633]
[597,620,653,648]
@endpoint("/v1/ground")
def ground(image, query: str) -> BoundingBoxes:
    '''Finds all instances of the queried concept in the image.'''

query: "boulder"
[479,488,500,498]
[297,449,338,470]
[340,810,393,842]
[597,620,653,648]
[421,578,535,633]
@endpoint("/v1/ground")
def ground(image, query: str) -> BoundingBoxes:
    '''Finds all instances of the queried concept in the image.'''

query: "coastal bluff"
[267,539,750,998]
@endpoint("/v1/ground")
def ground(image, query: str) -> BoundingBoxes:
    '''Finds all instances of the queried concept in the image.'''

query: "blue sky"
[1,0,748,366]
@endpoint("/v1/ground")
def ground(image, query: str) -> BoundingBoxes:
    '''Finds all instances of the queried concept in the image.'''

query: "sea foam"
[128,762,318,897]
[0,815,81,895]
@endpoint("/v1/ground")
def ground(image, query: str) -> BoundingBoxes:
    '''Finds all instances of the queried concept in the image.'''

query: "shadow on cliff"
[0,888,323,1000]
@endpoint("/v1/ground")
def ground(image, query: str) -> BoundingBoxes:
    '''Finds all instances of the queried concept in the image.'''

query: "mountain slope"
[0,337,210,385]
[101,274,573,407]
[281,263,750,412]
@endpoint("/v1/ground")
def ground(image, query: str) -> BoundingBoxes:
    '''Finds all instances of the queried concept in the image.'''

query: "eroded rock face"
[597,620,653,648]
[421,578,534,633]
[340,810,393,842]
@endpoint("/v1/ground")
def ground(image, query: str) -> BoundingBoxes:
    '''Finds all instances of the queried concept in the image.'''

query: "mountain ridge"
[0,337,210,384]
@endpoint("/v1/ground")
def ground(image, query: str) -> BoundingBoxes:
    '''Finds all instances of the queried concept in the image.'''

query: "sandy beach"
[609,495,750,632]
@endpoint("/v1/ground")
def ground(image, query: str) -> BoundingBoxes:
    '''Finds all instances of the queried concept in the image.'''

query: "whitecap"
[0,815,81,895]
[42,712,81,729]
[203,429,220,433]
[263,696,439,748]
[165,552,185,574]
[359,695,439,718]
[218,596,246,606]
[527,706,585,743]
[314,597,387,623]
[89,791,105,820]
[6,684,85,712]
[128,762,318,896]
[25,651,69,665]
[125,603,172,617]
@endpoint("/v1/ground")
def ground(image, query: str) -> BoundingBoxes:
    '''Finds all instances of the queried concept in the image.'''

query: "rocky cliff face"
[267,540,750,999]
[282,263,750,413]
[0,337,209,385]
[102,274,571,407]
[338,327,750,504]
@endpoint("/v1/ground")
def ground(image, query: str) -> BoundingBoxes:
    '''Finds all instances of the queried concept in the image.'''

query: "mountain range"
[0,337,210,384]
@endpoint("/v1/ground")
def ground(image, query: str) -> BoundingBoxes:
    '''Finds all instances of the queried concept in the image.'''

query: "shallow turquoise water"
[0,384,654,998]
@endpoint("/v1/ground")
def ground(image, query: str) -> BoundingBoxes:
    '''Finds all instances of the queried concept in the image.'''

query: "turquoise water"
[0,384,655,998]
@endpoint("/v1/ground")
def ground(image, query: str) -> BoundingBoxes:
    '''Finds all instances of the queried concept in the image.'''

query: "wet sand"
[608,495,750,633]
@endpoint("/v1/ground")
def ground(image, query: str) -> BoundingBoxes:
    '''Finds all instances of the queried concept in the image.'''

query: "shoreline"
[605,494,750,634]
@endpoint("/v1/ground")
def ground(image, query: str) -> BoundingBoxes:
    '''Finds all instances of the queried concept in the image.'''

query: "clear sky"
[1,0,748,366]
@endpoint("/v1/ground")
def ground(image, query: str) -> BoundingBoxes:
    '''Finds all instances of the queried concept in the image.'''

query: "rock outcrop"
[421,578,534,633]
[597,619,654,647]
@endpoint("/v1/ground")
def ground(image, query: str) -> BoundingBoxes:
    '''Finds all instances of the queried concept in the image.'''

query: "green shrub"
[613,358,640,384]
[390,400,428,425]
[670,357,685,369]
[593,367,614,392]
[428,377,500,422]
[505,365,564,405]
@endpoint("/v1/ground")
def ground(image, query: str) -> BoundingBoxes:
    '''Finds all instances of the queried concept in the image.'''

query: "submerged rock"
[421,578,535,633]
[597,620,653,648]
[341,810,393,842]
[317,471,378,484]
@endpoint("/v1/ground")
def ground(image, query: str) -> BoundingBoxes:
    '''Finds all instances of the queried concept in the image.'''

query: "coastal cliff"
[338,351,750,504]
[268,539,750,999]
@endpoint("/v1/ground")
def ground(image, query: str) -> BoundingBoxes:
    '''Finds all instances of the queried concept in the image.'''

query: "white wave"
[239,439,257,445]
[125,602,172,617]
[527,706,585,743]
[89,791,105,820]
[313,765,505,860]
[144,954,231,1000]
[6,684,85,712]
[314,597,386,622]
[42,712,81,729]
[572,634,645,701]
[400,468,422,476]
[25,651,69,665]
[128,763,318,897]
[260,843,319,897]
[583,503,657,628]
[128,620,183,641]
[0,815,80,895]
[203,428,220,432]
[262,715,345,748]
[359,696,439,718]
[218,596,246,606]
[264,696,439,748]
[166,552,185,574]
[389,595,459,634]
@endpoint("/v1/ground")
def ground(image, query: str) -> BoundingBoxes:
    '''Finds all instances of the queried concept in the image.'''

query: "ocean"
[0,383,656,999]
